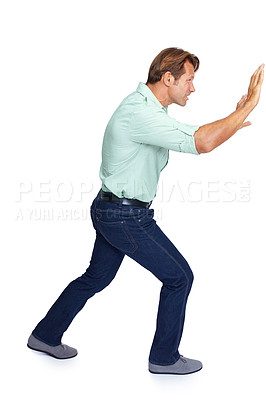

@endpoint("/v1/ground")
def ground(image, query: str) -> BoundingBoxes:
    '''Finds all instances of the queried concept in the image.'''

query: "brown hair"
[146,47,200,84]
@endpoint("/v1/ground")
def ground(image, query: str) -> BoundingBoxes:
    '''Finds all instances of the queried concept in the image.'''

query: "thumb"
[239,121,252,129]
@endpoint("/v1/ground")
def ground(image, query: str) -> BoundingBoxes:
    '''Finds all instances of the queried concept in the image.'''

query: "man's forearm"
[194,102,253,153]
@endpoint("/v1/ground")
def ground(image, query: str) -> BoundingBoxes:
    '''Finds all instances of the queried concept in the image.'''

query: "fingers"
[237,65,264,113]
[247,64,264,105]
[236,94,247,110]
[240,94,247,103]
[254,64,264,85]
[258,65,264,85]
[250,65,260,86]
[250,64,264,86]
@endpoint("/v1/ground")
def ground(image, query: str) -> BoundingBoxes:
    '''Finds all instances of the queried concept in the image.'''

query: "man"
[28,48,264,375]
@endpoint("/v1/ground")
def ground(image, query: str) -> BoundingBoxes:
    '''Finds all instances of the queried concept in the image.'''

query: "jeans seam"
[123,220,139,254]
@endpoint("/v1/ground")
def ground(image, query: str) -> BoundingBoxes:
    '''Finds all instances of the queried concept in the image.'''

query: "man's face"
[168,60,195,106]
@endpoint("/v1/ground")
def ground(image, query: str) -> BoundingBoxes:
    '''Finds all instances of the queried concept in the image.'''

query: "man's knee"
[167,266,194,291]
[188,268,194,287]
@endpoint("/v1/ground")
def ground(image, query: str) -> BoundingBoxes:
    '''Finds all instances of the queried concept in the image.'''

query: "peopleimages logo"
[14,178,251,221]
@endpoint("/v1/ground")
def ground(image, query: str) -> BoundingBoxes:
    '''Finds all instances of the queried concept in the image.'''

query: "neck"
[146,82,171,107]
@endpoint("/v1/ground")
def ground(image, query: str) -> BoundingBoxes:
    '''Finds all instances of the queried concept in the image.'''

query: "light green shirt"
[100,82,200,202]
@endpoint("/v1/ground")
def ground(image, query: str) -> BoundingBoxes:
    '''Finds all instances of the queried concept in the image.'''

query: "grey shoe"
[149,355,202,375]
[27,334,78,359]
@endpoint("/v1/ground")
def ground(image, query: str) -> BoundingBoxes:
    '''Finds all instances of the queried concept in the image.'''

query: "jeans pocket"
[97,219,138,254]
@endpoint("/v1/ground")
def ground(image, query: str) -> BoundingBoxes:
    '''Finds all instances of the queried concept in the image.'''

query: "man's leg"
[31,231,124,347]
[124,211,195,367]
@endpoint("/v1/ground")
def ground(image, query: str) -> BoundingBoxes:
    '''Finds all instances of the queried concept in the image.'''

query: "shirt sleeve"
[129,105,200,155]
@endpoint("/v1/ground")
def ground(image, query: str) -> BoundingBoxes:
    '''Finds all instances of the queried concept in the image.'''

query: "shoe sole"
[27,344,78,360]
[149,366,202,375]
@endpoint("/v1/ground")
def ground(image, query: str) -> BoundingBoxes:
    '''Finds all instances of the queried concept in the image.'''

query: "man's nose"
[190,82,195,92]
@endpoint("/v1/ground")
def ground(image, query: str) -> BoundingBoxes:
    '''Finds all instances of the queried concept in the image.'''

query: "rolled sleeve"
[130,106,200,155]
[175,121,200,155]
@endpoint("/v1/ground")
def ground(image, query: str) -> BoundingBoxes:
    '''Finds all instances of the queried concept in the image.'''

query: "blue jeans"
[32,190,194,366]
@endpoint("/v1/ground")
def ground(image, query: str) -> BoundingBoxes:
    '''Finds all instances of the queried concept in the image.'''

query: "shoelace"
[180,355,187,363]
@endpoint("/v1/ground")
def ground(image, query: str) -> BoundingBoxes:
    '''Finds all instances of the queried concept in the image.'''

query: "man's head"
[146,47,199,107]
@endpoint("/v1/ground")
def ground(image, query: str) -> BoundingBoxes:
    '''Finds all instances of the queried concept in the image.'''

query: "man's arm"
[194,64,264,154]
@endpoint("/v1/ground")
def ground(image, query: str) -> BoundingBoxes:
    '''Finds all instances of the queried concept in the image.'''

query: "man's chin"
[176,100,187,107]
[181,96,189,106]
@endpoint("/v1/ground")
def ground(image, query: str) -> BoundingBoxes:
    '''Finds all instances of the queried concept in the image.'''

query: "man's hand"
[235,65,264,129]
[246,64,264,110]
[236,65,264,110]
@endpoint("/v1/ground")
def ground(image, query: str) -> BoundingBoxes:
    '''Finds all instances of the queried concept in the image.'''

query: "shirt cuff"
[176,123,200,155]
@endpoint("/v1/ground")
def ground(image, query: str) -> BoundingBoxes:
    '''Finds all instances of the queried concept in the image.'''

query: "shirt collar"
[136,82,168,112]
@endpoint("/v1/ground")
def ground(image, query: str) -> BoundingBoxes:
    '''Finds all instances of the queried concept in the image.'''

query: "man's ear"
[162,72,175,87]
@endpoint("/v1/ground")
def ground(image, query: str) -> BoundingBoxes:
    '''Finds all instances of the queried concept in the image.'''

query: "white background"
[1,0,265,399]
